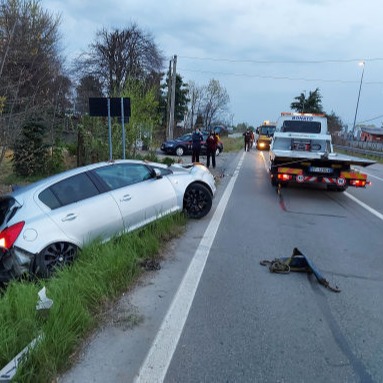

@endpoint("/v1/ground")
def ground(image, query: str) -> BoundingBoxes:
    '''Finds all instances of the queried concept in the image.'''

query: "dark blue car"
[160,132,223,157]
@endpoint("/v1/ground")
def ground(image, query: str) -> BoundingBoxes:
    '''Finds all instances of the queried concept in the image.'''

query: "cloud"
[43,0,383,126]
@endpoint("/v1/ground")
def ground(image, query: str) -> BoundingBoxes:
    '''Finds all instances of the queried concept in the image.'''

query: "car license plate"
[309,166,333,173]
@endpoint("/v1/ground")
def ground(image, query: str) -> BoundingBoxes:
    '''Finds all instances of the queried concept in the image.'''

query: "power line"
[178,55,383,65]
[178,68,383,85]
[358,114,383,124]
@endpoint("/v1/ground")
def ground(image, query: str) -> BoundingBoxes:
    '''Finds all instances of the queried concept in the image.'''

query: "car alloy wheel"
[34,242,78,278]
[183,183,212,219]
[175,146,185,156]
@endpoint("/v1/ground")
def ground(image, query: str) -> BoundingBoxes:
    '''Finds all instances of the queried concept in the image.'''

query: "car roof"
[8,159,160,198]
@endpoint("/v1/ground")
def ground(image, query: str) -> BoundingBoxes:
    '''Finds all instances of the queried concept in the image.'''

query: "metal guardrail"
[334,145,383,158]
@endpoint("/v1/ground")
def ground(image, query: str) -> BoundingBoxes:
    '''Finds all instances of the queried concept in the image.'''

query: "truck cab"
[256,121,276,150]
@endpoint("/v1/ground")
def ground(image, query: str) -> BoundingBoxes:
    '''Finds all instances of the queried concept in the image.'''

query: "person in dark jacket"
[191,128,203,162]
[206,131,219,169]
[243,128,251,151]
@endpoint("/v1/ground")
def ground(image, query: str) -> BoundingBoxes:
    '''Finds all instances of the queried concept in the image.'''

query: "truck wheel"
[327,185,347,192]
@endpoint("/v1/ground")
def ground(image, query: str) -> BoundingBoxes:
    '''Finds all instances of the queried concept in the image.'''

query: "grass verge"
[0,212,187,383]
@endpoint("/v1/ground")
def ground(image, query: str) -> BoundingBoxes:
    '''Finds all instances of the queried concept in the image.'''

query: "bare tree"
[75,23,164,96]
[185,81,203,130]
[201,79,230,129]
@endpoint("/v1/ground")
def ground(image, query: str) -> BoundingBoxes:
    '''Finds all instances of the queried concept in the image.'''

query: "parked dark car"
[160,132,223,157]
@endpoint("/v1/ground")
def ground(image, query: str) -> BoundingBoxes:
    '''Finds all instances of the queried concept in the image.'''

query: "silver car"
[0,160,216,282]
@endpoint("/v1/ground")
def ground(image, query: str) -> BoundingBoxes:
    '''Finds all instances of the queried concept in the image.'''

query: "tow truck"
[269,112,375,191]
[256,120,276,150]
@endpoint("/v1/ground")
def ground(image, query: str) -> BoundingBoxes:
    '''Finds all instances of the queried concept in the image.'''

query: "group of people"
[191,128,220,169]
[243,128,255,152]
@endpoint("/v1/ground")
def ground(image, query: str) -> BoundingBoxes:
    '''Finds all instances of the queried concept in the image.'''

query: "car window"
[178,134,192,142]
[93,163,153,190]
[39,173,100,209]
[0,197,18,226]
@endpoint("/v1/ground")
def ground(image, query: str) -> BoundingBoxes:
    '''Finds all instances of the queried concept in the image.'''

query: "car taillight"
[0,221,25,249]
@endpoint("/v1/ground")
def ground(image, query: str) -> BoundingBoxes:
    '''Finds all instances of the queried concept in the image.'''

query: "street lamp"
[351,61,365,138]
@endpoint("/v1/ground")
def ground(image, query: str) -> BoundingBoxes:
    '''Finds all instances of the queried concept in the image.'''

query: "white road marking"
[344,192,383,221]
[363,172,383,182]
[134,152,246,383]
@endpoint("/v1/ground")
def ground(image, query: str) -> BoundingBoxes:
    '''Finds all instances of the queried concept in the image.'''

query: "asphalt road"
[59,149,383,383]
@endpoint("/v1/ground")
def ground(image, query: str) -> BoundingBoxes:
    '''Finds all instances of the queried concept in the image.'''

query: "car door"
[92,163,179,232]
[38,172,125,246]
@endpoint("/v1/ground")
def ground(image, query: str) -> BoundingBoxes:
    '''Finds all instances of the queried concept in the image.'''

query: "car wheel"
[34,242,78,278]
[183,183,213,219]
[175,146,184,156]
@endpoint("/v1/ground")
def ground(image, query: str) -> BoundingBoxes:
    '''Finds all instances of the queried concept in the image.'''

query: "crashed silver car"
[0,160,216,282]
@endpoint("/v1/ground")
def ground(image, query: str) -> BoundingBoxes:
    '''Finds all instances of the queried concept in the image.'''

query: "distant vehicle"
[256,121,276,150]
[160,132,223,157]
[0,160,216,282]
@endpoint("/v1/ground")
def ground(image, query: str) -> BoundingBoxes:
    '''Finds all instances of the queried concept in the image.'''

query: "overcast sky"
[43,0,383,128]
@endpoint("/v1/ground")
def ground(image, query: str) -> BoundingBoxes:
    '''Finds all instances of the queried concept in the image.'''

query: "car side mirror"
[152,168,162,179]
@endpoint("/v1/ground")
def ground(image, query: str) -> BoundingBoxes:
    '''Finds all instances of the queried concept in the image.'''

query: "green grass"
[220,136,243,152]
[0,213,187,383]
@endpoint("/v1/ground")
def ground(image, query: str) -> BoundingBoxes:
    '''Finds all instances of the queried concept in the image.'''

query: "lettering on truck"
[291,116,314,121]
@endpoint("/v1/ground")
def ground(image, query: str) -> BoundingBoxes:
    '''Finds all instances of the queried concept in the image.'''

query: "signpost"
[89,97,131,160]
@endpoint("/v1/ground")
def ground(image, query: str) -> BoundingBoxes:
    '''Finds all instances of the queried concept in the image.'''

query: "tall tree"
[185,81,203,130]
[160,72,189,128]
[326,111,343,135]
[290,88,323,114]
[0,0,67,165]
[75,75,103,115]
[201,79,230,129]
[75,23,164,96]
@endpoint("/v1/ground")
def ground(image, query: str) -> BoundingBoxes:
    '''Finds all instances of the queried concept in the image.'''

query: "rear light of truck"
[350,179,367,187]
[0,221,25,250]
[278,173,292,181]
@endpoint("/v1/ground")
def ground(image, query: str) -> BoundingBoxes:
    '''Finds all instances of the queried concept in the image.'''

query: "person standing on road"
[243,128,251,152]
[250,129,255,149]
[206,131,219,169]
[191,128,203,163]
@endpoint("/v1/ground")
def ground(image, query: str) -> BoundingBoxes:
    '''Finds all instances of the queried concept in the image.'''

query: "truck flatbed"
[270,149,375,167]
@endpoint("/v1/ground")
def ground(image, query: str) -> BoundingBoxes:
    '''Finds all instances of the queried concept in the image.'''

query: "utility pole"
[166,59,172,140]
[351,61,365,139]
[168,55,177,140]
